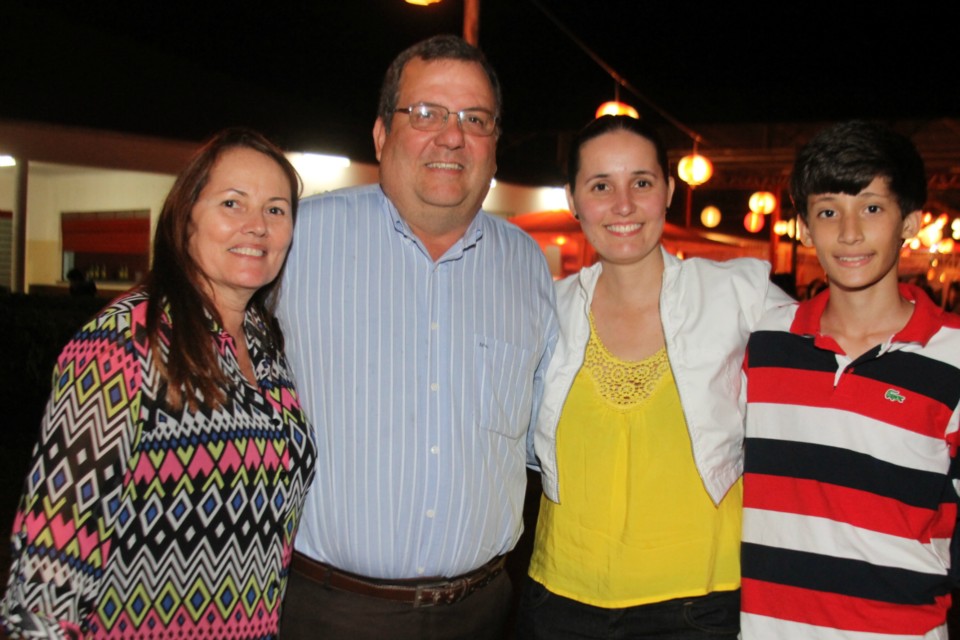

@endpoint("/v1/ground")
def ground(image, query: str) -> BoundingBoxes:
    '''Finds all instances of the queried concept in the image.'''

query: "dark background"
[3,0,958,186]
[2,2,960,634]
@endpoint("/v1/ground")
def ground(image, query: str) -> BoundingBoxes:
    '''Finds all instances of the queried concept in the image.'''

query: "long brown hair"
[144,128,301,410]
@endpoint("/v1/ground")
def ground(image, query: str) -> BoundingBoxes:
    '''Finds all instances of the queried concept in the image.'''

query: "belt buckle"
[413,584,438,608]
[413,578,470,608]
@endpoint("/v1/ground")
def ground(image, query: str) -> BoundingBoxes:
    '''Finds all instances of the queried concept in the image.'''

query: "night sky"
[3,0,958,186]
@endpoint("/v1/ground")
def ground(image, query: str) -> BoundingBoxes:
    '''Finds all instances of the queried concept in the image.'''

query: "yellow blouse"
[528,315,742,608]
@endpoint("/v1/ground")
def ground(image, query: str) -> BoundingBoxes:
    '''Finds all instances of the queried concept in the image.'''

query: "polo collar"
[791,282,944,348]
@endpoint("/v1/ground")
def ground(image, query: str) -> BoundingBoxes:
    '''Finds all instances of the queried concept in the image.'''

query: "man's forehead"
[398,58,494,103]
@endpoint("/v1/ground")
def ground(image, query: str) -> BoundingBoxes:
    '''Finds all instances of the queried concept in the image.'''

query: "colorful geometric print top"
[1,290,316,639]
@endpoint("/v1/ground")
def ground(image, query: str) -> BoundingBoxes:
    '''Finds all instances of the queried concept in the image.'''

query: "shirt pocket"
[476,335,536,439]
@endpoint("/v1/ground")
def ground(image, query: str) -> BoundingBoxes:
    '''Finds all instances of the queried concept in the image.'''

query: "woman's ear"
[566,185,578,219]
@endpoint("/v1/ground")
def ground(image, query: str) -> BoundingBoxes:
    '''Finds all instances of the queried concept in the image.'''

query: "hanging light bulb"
[700,206,721,228]
[595,83,640,120]
[595,101,639,119]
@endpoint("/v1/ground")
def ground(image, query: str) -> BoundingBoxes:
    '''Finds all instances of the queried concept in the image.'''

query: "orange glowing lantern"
[773,219,797,238]
[744,212,765,233]
[677,154,713,187]
[595,101,640,119]
[700,206,721,228]
[748,191,777,215]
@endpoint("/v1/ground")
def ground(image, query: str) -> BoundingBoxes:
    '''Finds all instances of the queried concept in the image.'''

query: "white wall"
[484,181,567,219]
[0,166,15,211]
[24,163,174,287]
[18,160,562,290]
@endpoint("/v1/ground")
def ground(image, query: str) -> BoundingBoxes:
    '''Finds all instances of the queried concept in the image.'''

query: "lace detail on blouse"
[584,312,669,406]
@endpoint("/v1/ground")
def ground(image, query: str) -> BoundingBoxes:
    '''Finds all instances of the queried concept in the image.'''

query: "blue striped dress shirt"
[278,184,558,579]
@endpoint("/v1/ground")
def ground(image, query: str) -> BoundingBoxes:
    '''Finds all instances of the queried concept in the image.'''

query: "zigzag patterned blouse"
[1,290,316,639]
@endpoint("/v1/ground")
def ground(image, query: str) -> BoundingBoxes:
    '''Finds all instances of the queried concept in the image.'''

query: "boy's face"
[798,177,921,294]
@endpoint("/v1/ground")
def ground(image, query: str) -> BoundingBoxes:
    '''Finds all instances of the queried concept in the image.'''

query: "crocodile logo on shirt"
[885,389,905,403]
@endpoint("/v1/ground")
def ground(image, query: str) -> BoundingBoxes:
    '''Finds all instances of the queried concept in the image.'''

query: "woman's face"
[188,147,294,311]
[567,129,674,267]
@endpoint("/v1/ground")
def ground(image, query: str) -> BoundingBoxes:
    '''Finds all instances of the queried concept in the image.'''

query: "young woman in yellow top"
[518,116,790,639]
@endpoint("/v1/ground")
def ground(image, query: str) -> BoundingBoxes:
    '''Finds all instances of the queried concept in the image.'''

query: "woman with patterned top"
[1,128,316,639]
[517,116,792,639]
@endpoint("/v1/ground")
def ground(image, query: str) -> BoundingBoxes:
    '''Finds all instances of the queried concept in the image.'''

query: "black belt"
[291,552,506,608]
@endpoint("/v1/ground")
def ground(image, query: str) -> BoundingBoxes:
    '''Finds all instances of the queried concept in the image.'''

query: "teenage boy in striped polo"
[741,120,960,639]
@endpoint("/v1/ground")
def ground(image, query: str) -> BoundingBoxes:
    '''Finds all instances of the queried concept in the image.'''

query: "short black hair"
[790,120,927,220]
[567,115,670,190]
[377,34,502,132]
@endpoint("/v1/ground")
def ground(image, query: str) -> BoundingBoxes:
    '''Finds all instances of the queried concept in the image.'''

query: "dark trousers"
[280,567,512,640]
[515,578,740,640]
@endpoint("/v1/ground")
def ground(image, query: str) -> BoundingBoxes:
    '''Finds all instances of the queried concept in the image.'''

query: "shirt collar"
[199,305,265,353]
[893,283,947,346]
[382,186,485,256]
[791,282,944,347]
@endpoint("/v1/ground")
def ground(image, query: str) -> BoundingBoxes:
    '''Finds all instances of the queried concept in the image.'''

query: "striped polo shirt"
[742,284,960,639]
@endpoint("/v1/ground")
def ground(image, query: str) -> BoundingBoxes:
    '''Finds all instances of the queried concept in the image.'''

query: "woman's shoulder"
[54,290,152,383]
[74,289,151,347]
[675,256,773,286]
[556,263,601,296]
[680,255,769,273]
[92,288,149,320]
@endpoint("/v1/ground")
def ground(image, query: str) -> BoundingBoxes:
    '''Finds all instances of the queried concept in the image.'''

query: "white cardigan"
[533,247,792,505]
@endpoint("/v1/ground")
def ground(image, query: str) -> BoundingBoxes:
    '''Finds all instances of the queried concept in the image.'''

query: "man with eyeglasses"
[278,35,558,640]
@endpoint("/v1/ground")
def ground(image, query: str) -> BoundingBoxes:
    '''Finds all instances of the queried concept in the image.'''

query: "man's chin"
[419,190,475,212]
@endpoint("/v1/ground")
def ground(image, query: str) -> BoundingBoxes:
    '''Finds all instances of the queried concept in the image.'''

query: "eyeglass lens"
[402,104,495,136]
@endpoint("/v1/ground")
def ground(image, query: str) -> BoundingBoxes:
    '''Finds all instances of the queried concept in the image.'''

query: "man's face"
[373,58,498,227]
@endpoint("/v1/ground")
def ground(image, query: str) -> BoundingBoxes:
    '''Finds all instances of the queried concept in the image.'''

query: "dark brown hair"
[144,127,301,410]
[376,34,502,132]
[567,115,670,191]
[790,120,927,220]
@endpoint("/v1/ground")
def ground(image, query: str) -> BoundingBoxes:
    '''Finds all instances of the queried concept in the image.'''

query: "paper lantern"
[748,191,777,215]
[744,211,765,233]
[677,154,713,187]
[700,206,721,228]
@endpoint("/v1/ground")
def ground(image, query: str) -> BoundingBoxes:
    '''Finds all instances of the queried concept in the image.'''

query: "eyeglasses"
[392,103,498,137]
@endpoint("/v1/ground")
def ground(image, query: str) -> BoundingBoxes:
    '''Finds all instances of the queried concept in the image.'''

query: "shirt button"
[431,322,439,330]
[430,383,439,391]
[426,509,435,518]
[417,567,426,575]
[430,445,439,454]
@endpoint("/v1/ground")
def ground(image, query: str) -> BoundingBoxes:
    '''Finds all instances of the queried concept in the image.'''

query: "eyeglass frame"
[391,102,500,137]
